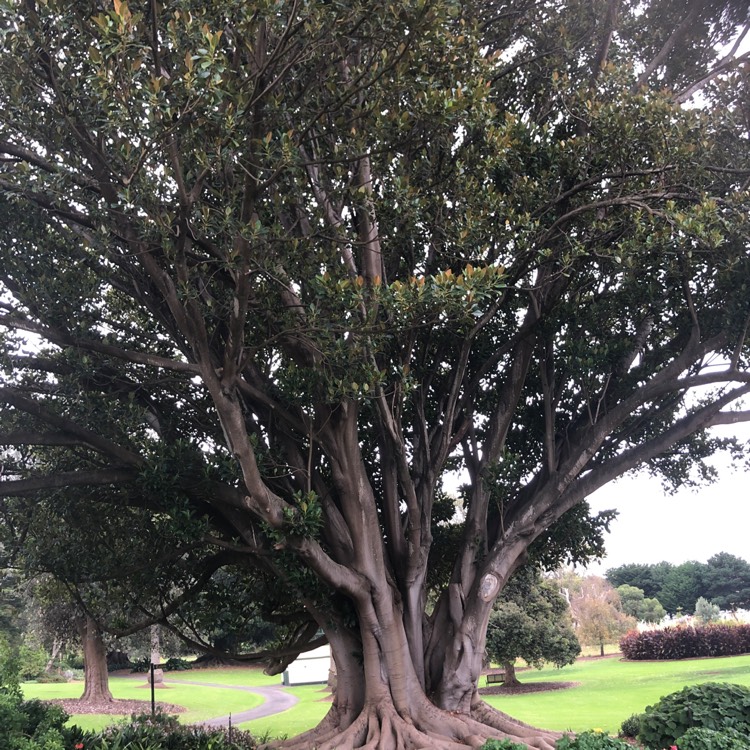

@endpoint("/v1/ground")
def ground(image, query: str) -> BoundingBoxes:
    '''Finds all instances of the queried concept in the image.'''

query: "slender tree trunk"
[44,637,62,674]
[502,661,522,687]
[75,615,114,703]
[150,624,161,666]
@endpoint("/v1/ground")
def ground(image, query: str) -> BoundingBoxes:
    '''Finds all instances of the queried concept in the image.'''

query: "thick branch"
[632,2,701,92]
[0,469,138,496]
[0,387,146,467]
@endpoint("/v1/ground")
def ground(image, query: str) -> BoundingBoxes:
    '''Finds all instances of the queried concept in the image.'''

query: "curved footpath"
[161,679,300,727]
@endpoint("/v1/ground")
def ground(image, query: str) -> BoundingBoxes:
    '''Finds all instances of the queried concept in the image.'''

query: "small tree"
[616,584,666,624]
[703,553,750,611]
[568,576,636,656]
[694,596,721,624]
[485,569,580,686]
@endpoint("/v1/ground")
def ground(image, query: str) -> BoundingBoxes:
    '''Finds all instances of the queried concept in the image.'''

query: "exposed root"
[262,698,562,750]
[471,700,561,750]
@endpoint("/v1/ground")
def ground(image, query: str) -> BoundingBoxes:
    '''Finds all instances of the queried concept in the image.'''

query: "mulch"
[46,698,187,715]
[479,681,580,696]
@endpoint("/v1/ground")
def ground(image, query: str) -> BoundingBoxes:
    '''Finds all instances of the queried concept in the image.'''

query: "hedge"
[620,623,750,660]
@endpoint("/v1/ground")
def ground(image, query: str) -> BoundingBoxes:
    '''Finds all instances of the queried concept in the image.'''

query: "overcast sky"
[584,421,750,576]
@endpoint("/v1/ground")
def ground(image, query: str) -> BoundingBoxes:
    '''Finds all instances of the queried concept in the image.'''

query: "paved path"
[161,679,300,727]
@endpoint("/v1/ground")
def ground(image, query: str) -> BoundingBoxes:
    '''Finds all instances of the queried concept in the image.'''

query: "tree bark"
[75,615,114,703]
[502,661,522,687]
[277,595,560,750]
[150,624,161,666]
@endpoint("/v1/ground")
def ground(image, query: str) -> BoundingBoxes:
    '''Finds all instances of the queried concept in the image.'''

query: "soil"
[46,698,187,715]
[479,681,580,696]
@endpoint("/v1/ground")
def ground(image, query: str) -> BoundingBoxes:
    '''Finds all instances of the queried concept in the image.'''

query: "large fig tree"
[1,0,750,747]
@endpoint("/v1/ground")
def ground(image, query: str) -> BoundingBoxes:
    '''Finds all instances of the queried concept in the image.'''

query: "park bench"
[484,670,505,686]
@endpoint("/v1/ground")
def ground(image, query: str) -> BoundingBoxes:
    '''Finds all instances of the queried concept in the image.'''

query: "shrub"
[620,623,750,660]
[35,673,69,683]
[678,727,750,750]
[163,657,193,671]
[18,643,48,681]
[619,713,641,738]
[0,690,71,750]
[130,658,151,673]
[63,653,85,670]
[87,710,257,750]
[107,659,134,672]
[638,682,750,749]
[480,740,528,750]
[555,730,632,750]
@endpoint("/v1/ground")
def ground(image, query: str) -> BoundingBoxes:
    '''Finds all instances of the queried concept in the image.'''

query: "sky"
[584,421,750,576]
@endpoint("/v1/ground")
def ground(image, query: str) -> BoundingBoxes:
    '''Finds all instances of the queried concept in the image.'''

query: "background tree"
[1,1,750,748]
[616,584,666,624]
[485,568,580,687]
[567,576,637,656]
[606,563,674,601]
[694,596,721,624]
[657,562,707,615]
[702,553,750,610]
[608,554,750,614]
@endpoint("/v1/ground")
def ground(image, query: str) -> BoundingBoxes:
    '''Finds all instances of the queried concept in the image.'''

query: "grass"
[160,666,281,687]
[21,672,266,732]
[482,653,750,736]
[239,684,331,739]
[21,654,750,739]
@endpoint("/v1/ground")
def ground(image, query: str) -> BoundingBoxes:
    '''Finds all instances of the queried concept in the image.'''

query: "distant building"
[282,645,331,686]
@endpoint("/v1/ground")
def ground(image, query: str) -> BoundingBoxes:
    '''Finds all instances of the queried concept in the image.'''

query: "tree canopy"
[607,553,750,614]
[486,568,580,686]
[616,584,666,623]
[1,0,750,748]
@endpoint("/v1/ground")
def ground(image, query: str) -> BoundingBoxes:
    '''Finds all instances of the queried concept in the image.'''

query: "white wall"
[282,645,331,686]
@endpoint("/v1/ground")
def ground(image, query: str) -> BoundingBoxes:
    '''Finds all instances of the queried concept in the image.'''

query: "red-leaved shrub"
[620,622,750,660]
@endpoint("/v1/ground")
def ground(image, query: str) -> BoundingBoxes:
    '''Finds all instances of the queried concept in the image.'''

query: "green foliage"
[1,0,750,741]
[0,633,21,696]
[0,689,70,750]
[616,585,666,623]
[695,597,721,624]
[18,641,48,681]
[608,555,750,615]
[80,710,257,750]
[555,730,632,750]
[163,657,193,672]
[486,568,580,673]
[618,714,641,738]
[606,564,672,601]
[702,554,750,611]
[638,683,750,749]
[33,673,69,683]
[479,739,528,750]
[677,727,750,750]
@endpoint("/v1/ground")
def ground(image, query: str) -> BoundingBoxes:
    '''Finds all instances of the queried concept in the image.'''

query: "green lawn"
[161,666,281,687]
[21,672,267,732]
[240,684,332,740]
[483,653,750,736]
[21,655,750,740]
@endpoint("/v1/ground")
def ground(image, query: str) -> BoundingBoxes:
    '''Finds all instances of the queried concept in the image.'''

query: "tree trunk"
[150,624,161,666]
[279,601,560,750]
[44,637,62,674]
[502,661,522,687]
[75,615,114,703]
